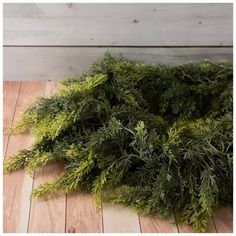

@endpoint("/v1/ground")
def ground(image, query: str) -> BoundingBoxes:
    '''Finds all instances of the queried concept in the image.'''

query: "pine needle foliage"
[4,53,232,232]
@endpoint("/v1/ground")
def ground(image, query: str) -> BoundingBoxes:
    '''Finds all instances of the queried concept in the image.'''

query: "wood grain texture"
[66,192,102,233]
[28,81,66,233]
[3,3,232,46]
[43,80,63,96]
[139,213,178,233]
[103,204,140,233]
[3,81,45,233]
[28,163,66,233]
[3,81,21,133]
[177,217,216,233]
[3,135,9,158]
[213,206,233,233]
[3,135,34,233]
[3,47,233,81]
[3,82,234,233]
[13,81,45,122]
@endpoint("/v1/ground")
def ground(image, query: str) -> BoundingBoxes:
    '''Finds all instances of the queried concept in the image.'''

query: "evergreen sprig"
[4,53,232,232]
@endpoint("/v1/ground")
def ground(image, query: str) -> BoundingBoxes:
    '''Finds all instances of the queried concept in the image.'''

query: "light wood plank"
[13,81,45,122]
[3,135,9,158]
[177,216,216,233]
[3,135,34,233]
[213,206,233,233]
[139,213,178,233]
[3,81,45,233]
[3,47,233,81]
[43,80,63,96]
[29,81,101,233]
[3,81,21,133]
[66,192,102,233]
[54,79,102,232]
[28,163,65,233]
[3,3,232,46]
[28,81,66,233]
[103,204,140,233]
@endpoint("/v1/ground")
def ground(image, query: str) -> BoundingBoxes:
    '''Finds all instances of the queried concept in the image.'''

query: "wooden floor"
[3,81,233,233]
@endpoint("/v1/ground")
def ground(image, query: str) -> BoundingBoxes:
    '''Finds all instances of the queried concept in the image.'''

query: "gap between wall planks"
[3,81,45,233]
[3,47,233,81]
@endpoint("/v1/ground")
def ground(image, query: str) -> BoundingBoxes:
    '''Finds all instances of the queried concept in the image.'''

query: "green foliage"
[4,53,233,232]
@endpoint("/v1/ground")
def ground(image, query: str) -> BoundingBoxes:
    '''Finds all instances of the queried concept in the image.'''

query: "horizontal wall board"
[3,3,232,46]
[3,47,232,81]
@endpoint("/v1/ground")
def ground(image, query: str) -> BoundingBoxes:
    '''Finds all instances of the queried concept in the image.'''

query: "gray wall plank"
[3,3,232,46]
[3,47,232,81]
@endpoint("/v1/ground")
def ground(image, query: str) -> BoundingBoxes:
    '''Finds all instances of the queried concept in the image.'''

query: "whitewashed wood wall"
[3,3,233,81]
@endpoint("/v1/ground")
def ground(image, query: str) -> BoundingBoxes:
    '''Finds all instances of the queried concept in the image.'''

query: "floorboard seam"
[4,82,22,162]
[101,203,104,233]
[64,194,68,233]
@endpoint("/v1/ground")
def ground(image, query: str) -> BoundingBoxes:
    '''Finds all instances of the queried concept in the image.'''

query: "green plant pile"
[4,54,233,232]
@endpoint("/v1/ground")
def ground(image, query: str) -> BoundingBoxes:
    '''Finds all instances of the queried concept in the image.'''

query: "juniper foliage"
[4,53,233,232]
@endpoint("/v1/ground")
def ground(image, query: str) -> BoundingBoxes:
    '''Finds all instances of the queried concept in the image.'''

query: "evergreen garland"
[4,53,233,232]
